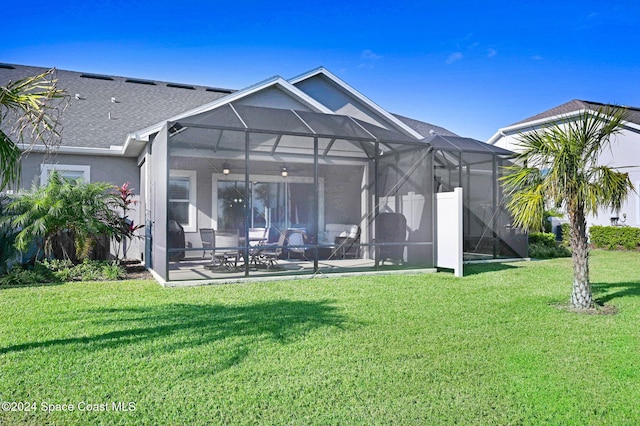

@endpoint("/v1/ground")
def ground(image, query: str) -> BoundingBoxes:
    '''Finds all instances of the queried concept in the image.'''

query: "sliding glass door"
[217,180,314,242]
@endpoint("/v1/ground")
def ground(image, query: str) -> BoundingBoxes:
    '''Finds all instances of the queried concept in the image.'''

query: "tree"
[0,68,66,190]
[4,171,119,263]
[501,106,635,310]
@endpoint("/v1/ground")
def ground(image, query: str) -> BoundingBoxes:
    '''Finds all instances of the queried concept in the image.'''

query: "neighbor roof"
[512,99,640,127]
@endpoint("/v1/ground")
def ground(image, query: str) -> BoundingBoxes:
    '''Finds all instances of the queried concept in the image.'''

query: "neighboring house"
[1,63,525,284]
[488,100,640,229]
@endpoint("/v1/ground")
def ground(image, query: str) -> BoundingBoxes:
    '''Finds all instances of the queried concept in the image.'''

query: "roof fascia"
[289,67,423,140]
[127,76,333,145]
[19,144,126,156]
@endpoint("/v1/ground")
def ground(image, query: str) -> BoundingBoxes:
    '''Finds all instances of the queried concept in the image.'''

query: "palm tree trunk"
[569,206,592,309]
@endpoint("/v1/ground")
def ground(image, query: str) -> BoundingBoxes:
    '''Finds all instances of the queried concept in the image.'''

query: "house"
[1,63,526,284]
[488,100,640,229]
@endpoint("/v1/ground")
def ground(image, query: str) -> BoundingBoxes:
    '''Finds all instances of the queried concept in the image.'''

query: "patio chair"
[199,228,214,259]
[333,225,361,259]
[213,229,240,269]
[285,229,308,260]
[259,231,287,269]
[248,227,268,246]
[375,213,407,266]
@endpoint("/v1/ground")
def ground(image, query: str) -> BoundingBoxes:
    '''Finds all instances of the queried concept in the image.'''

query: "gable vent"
[80,73,114,81]
[167,83,195,90]
[125,78,157,86]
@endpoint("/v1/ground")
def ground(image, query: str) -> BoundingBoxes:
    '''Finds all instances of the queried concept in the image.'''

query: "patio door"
[217,180,314,241]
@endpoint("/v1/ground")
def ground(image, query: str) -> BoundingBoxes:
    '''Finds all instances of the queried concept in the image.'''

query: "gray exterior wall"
[19,152,139,188]
[236,87,313,111]
[294,75,389,129]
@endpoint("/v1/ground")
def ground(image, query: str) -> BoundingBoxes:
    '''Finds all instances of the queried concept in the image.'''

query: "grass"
[1,250,640,425]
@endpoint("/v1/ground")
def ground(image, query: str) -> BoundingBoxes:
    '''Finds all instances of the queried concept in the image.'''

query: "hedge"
[528,232,571,258]
[589,226,640,250]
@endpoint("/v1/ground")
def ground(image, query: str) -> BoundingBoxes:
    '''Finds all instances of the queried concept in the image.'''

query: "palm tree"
[0,68,66,190]
[5,171,119,263]
[501,106,635,310]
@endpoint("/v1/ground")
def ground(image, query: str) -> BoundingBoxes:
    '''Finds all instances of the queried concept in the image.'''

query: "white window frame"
[169,170,197,233]
[40,164,91,185]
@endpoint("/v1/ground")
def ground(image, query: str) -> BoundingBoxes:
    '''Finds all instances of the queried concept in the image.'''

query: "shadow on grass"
[593,280,640,304]
[0,300,348,372]
[462,263,520,276]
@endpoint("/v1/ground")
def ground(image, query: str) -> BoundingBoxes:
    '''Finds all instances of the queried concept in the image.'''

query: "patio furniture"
[248,227,268,246]
[213,229,240,269]
[332,225,361,259]
[258,231,287,269]
[199,228,214,259]
[375,213,407,266]
[285,229,308,260]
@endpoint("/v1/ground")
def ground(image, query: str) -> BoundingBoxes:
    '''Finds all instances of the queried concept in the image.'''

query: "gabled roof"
[1,63,459,157]
[512,99,640,127]
[289,67,426,139]
[488,99,640,145]
[127,75,333,146]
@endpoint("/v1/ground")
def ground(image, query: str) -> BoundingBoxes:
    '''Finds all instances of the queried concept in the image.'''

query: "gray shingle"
[512,99,640,127]
[392,113,459,138]
[0,64,235,149]
[1,63,460,151]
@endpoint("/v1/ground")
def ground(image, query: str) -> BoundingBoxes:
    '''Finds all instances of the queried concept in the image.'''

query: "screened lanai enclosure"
[144,104,526,283]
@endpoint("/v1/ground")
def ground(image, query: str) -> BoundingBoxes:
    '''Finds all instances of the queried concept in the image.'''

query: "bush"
[0,259,127,286]
[560,223,571,247]
[43,259,126,282]
[589,226,640,251]
[528,232,571,259]
[0,264,58,286]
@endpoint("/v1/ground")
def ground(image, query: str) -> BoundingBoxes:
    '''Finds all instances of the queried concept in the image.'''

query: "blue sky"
[3,0,639,140]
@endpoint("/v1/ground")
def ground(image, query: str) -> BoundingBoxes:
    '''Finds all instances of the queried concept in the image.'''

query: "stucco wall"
[19,152,139,188]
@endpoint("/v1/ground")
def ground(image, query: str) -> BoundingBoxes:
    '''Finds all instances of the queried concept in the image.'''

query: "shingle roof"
[0,64,235,149]
[393,113,459,138]
[0,63,458,150]
[512,99,640,127]
[424,135,512,155]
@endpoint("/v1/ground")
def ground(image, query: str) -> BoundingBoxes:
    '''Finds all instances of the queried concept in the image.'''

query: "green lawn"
[1,250,640,425]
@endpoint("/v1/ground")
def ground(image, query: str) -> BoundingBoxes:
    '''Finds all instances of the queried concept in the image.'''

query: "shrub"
[589,226,640,251]
[560,223,571,247]
[101,262,126,281]
[528,232,571,258]
[0,264,58,286]
[38,259,126,282]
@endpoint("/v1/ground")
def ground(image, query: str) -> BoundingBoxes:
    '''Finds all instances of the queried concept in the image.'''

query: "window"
[41,164,90,185]
[169,170,197,232]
